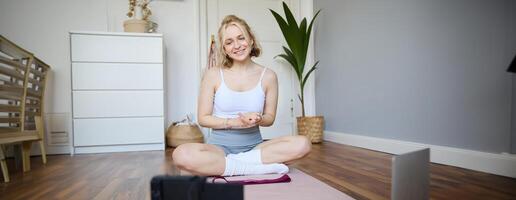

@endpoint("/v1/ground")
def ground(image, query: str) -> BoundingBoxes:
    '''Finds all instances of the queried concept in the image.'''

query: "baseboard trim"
[324,131,516,178]
[74,143,164,154]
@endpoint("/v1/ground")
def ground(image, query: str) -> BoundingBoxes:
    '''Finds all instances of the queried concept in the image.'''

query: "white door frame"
[194,0,317,133]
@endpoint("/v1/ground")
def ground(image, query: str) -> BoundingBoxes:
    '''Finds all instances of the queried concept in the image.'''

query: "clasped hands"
[237,112,262,128]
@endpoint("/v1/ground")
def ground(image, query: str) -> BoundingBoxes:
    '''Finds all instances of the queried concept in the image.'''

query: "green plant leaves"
[302,61,319,90]
[270,2,321,116]
[306,9,321,54]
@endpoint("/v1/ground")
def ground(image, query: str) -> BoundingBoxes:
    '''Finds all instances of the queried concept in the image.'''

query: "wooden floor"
[0,142,515,200]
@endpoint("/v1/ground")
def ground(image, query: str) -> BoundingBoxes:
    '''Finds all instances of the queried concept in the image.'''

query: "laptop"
[391,148,430,200]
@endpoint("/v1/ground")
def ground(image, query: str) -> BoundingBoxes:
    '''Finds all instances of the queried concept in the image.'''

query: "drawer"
[73,91,163,118]
[73,117,164,146]
[71,34,163,63]
[72,63,163,90]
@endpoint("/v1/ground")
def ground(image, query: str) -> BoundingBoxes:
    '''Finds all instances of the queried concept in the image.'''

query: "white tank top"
[213,67,267,119]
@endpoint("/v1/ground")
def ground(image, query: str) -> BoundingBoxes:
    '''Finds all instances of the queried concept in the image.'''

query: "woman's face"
[223,24,252,63]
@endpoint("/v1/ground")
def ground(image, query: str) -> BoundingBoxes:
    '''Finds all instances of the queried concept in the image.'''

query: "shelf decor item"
[124,0,157,33]
[270,2,324,143]
[124,19,148,33]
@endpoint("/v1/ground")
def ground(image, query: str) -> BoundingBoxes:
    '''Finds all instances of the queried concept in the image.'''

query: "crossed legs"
[172,135,311,176]
[172,143,226,176]
[254,135,311,164]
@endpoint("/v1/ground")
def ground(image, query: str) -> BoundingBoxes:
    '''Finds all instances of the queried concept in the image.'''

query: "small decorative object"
[166,115,204,147]
[124,19,148,33]
[147,21,159,33]
[127,0,137,18]
[270,2,324,143]
[124,0,157,33]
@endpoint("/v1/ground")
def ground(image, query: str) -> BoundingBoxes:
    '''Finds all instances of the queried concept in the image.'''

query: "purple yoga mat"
[211,174,291,185]
[209,168,355,200]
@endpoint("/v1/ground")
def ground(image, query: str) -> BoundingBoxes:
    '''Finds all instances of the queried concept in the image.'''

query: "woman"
[172,15,311,176]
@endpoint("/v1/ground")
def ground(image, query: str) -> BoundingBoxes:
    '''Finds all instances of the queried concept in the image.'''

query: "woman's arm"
[197,68,227,129]
[258,69,278,127]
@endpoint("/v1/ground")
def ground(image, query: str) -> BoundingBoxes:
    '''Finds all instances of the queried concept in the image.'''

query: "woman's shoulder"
[203,66,221,78]
[201,67,222,85]
[261,65,277,77]
[254,63,275,75]
[256,64,277,83]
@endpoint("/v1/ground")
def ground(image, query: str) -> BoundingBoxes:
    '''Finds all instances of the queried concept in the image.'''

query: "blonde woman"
[172,15,311,176]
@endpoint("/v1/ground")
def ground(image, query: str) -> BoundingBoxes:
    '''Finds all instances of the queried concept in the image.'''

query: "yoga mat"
[213,168,355,200]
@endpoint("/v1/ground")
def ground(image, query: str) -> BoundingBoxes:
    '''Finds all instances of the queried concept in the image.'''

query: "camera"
[151,175,243,200]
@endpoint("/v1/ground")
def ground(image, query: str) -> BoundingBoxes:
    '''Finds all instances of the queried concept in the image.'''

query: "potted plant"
[270,2,323,143]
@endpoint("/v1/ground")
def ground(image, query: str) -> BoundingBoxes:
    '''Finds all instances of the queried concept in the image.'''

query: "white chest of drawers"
[70,31,165,154]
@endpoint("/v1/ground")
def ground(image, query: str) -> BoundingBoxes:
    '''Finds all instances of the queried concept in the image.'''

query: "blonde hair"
[217,15,261,68]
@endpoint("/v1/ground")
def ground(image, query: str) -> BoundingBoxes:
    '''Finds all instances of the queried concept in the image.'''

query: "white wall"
[314,0,516,153]
[509,0,516,153]
[0,0,199,129]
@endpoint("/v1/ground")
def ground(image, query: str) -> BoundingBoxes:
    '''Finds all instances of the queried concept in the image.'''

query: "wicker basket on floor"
[297,116,324,143]
[166,123,204,147]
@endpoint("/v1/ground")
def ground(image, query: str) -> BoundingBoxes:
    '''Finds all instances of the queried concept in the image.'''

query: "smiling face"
[217,15,261,68]
[222,24,252,63]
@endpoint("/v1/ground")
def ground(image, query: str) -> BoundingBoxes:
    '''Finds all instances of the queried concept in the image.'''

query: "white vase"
[134,6,143,20]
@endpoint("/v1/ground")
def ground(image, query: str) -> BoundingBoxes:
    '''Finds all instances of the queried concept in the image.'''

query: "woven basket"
[297,116,324,143]
[166,124,204,147]
[123,19,147,33]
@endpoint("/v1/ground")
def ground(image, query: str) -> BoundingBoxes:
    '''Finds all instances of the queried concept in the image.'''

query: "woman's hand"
[231,112,262,128]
